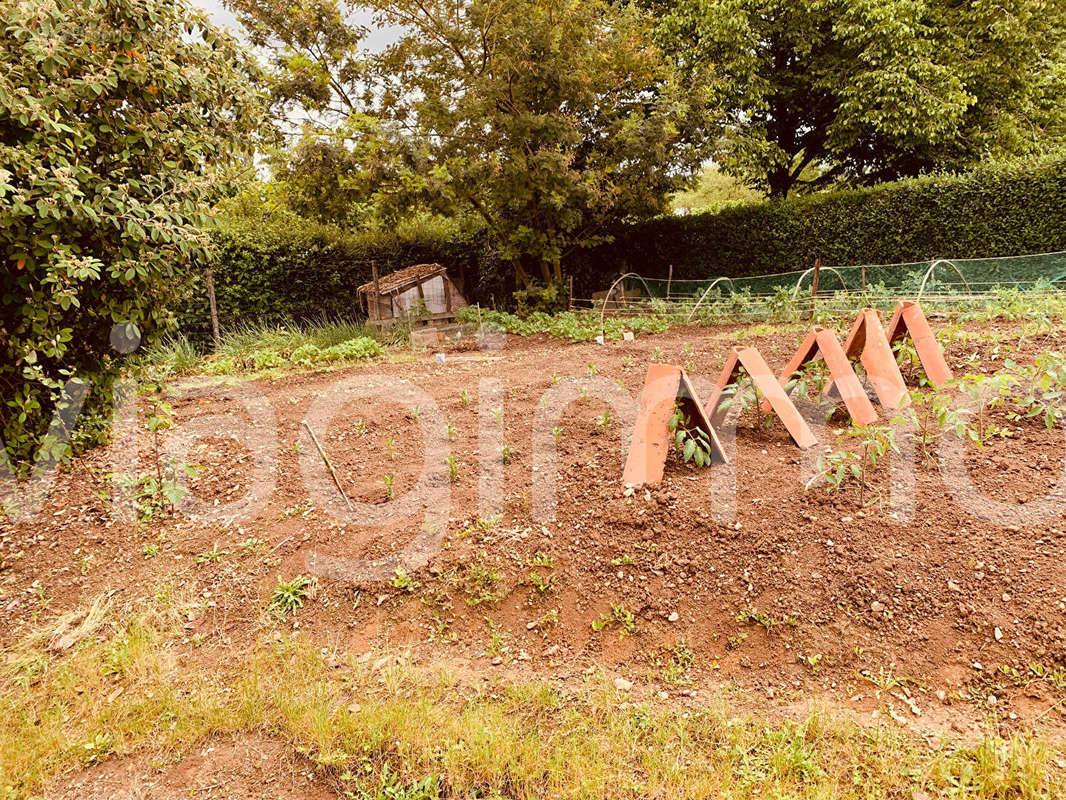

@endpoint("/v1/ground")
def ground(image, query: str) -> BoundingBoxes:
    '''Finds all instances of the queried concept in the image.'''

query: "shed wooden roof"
[357,263,446,296]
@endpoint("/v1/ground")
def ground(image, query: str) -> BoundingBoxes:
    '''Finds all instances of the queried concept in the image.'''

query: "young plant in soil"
[597,409,612,432]
[1004,351,1066,429]
[194,544,226,565]
[269,575,313,618]
[528,551,554,568]
[905,392,970,460]
[112,394,198,520]
[459,515,501,538]
[457,562,503,606]
[391,566,420,592]
[808,424,899,507]
[446,456,461,482]
[483,617,508,657]
[714,377,773,430]
[668,404,714,468]
[957,373,1014,444]
[592,604,636,639]
[657,639,695,685]
[524,570,555,595]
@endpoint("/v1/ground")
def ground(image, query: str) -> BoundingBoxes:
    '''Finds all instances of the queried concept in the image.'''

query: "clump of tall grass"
[139,334,202,378]
[140,316,407,378]
[215,315,407,360]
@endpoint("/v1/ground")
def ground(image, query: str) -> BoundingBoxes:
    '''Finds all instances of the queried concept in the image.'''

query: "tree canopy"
[229,0,713,288]
[650,0,1066,198]
[0,0,266,466]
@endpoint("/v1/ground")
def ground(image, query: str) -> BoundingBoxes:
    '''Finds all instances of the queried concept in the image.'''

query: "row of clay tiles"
[623,301,954,486]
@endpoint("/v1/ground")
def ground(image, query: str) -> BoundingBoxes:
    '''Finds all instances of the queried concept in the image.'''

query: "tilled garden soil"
[5,317,1066,740]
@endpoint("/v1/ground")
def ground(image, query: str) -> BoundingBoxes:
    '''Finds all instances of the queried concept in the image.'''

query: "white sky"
[188,0,400,50]
[189,0,240,31]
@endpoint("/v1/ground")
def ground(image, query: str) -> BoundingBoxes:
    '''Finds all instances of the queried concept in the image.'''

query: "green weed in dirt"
[2,598,1065,799]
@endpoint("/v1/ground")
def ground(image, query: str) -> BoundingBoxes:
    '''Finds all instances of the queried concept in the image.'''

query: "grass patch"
[2,597,1064,798]
[141,316,404,378]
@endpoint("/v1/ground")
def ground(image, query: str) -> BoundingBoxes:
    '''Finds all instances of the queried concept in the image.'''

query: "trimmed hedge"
[567,155,1066,296]
[180,214,506,338]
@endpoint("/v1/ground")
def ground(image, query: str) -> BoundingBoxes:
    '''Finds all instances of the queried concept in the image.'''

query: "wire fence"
[570,250,1066,322]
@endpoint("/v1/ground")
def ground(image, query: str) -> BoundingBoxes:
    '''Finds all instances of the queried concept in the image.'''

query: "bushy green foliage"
[570,156,1066,292]
[458,308,672,342]
[0,0,264,467]
[651,0,1066,198]
[200,330,384,376]
[318,337,384,362]
[229,0,711,289]
[200,158,1066,325]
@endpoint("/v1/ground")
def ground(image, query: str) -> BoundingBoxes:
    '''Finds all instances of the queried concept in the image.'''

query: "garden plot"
[5,310,1066,793]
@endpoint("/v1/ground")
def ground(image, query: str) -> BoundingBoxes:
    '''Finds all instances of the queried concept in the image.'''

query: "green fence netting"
[581,250,1066,320]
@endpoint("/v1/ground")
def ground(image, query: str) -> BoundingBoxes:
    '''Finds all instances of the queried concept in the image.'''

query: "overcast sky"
[188,0,400,50]
[189,0,240,31]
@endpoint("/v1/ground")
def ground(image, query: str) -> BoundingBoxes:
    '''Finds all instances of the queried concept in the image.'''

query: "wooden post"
[810,257,821,320]
[666,264,673,301]
[861,264,867,293]
[371,261,382,322]
[204,266,221,349]
[443,271,453,313]
[568,275,574,311]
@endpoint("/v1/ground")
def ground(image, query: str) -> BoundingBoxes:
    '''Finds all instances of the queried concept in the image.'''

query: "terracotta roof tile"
[357,263,445,295]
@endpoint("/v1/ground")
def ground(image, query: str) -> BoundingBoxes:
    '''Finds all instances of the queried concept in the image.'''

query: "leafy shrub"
[0,0,264,468]
[457,308,672,342]
[290,343,322,365]
[319,337,384,362]
[252,350,285,370]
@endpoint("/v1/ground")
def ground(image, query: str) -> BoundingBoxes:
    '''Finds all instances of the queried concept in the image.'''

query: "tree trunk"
[538,257,553,285]
[514,258,533,290]
[767,167,793,200]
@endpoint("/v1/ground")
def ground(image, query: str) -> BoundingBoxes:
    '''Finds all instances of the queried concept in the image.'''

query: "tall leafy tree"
[650,0,1066,198]
[0,0,267,467]
[228,0,401,227]
[230,0,713,287]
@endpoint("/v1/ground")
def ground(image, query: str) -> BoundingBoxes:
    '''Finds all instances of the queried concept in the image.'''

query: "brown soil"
[6,317,1066,793]
[49,733,334,799]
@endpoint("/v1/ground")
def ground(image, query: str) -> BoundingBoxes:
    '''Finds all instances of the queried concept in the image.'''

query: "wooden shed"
[358,263,468,326]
